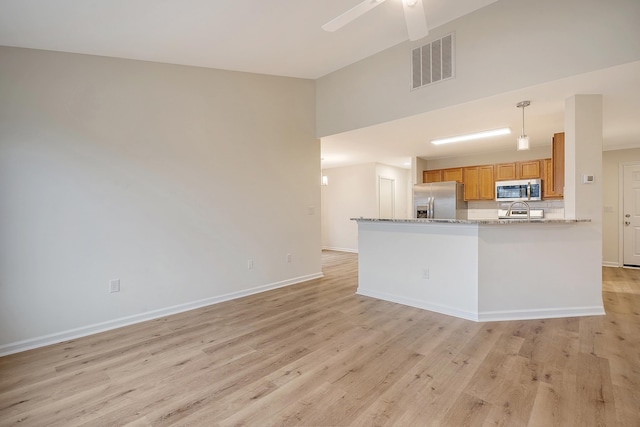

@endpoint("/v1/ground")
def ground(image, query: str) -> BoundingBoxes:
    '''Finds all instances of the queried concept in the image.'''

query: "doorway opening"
[621,162,640,267]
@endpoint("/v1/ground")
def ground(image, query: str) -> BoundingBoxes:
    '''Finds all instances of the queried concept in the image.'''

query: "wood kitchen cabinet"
[463,165,494,200]
[543,158,562,199]
[495,161,541,181]
[423,169,442,183]
[495,163,517,181]
[518,160,542,179]
[478,166,495,199]
[442,167,463,183]
[423,167,463,183]
[422,133,563,198]
[552,132,565,195]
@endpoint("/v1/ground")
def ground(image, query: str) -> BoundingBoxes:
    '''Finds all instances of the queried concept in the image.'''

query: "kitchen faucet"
[506,200,531,220]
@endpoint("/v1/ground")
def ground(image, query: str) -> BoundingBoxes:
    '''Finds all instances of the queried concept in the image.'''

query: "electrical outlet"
[109,279,120,293]
[247,259,254,270]
[422,268,429,279]
[286,253,292,263]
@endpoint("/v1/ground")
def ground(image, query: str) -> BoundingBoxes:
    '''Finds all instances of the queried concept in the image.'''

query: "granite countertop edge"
[351,218,591,225]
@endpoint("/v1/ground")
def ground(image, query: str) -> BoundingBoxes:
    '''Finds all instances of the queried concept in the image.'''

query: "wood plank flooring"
[1,251,639,426]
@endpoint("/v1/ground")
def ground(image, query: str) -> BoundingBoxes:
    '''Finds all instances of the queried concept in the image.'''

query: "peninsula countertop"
[351,217,591,225]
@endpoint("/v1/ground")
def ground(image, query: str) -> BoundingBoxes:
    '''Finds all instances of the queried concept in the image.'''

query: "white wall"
[602,148,640,265]
[357,222,479,320]
[316,0,640,137]
[375,163,411,220]
[321,163,409,252]
[0,47,321,353]
[477,223,604,320]
[356,221,604,321]
[321,164,376,252]
[564,95,604,220]
[414,157,429,185]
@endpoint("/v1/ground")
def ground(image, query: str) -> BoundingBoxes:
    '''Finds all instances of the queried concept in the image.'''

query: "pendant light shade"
[517,135,529,151]
[516,100,530,151]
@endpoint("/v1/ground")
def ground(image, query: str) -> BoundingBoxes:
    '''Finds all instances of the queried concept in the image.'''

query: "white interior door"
[623,164,640,266]
[379,177,395,219]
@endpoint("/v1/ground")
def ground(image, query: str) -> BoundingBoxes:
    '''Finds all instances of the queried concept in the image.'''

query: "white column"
[564,95,603,223]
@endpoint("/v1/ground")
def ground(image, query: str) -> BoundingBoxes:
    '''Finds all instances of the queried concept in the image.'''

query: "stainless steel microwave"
[495,179,542,201]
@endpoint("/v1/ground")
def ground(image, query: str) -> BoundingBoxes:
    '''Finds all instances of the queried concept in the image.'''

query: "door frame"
[618,161,640,268]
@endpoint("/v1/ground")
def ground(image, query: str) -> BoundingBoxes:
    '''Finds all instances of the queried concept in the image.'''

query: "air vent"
[411,33,455,90]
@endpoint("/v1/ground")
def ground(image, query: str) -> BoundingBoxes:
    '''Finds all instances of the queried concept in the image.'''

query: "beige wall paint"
[564,95,603,223]
[321,163,410,252]
[0,46,320,351]
[321,163,376,252]
[414,157,429,185]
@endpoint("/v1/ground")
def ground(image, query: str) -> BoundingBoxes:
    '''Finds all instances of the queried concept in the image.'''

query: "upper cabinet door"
[463,167,479,201]
[423,169,443,183]
[553,132,565,196]
[463,165,494,200]
[518,160,542,179]
[496,161,542,180]
[495,163,517,181]
[543,158,562,199]
[478,165,495,200]
[442,167,463,183]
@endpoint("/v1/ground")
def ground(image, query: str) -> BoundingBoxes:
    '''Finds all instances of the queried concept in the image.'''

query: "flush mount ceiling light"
[516,100,531,151]
[431,128,511,145]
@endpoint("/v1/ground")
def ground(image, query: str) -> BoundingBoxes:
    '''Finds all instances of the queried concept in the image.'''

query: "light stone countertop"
[351,217,591,225]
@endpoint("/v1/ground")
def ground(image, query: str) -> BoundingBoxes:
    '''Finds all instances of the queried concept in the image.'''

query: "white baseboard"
[322,246,358,253]
[602,261,620,268]
[0,272,324,357]
[356,289,606,323]
[478,306,606,322]
[356,289,479,322]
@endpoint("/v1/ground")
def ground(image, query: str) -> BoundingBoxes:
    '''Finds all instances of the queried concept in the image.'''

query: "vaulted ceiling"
[1,0,638,169]
[0,0,497,79]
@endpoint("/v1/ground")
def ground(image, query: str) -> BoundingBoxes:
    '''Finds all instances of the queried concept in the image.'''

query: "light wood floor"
[1,251,639,426]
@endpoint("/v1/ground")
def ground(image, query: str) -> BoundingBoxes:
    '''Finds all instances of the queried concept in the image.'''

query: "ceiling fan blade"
[402,0,428,41]
[322,0,387,32]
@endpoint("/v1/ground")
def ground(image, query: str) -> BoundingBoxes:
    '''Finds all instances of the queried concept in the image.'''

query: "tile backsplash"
[467,200,565,220]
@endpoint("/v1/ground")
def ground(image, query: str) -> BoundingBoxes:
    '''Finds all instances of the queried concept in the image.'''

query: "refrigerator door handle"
[429,196,434,219]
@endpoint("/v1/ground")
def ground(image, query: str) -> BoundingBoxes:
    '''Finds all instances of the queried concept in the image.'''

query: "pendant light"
[516,100,530,150]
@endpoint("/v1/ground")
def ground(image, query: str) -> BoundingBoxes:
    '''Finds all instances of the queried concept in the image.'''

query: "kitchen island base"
[355,219,604,322]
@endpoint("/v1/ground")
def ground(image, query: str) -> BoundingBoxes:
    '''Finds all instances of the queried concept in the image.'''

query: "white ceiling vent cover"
[411,33,455,90]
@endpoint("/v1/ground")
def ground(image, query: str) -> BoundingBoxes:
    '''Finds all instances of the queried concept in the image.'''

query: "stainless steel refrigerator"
[413,181,467,219]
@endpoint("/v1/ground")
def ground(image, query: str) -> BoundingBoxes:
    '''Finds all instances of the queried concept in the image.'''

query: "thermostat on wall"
[582,174,595,184]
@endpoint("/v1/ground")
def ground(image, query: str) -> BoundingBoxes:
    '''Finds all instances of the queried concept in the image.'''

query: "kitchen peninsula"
[352,218,604,322]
